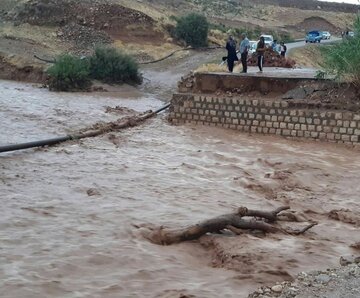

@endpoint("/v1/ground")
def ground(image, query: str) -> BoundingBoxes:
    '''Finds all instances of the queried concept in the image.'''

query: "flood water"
[1,78,360,298]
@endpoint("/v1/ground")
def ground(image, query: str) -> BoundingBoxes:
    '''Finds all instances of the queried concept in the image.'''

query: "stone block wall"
[168,93,360,146]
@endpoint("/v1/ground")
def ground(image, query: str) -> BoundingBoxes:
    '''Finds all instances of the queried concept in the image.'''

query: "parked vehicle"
[260,34,274,47]
[348,31,355,37]
[248,40,258,55]
[305,30,322,43]
[321,31,331,39]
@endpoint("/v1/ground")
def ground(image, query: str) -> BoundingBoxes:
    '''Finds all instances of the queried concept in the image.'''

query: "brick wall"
[168,93,360,146]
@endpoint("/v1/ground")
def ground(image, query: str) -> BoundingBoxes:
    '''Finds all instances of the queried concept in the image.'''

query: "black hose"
[34,55,56,64]
[0,103,171,154]
[0,136,71,153]
[138,46,223,65]
[34,47,224,66]
[152,102,171,114]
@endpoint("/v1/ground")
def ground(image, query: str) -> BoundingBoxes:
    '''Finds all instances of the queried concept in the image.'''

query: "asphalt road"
[287,36,342,52]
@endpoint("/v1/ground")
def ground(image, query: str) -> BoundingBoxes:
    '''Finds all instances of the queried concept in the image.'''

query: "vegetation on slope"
[321,16,360,88]
[48,47,142,91]
[175,13,209,47]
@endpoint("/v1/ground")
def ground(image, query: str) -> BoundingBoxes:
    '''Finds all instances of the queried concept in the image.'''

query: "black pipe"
[151,103,171,114]
[34,47,223,66]
[0,136,72,153]
[0,103,171,154]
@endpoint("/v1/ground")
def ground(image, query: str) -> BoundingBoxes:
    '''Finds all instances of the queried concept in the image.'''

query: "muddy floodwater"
[1,79,360,298]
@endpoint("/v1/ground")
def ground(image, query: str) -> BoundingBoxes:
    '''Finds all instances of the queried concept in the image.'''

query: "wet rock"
[271,285,283,293]
[315,274,331,284]
[287,287,299,294]
[340,255,360,266]
[87,188,101,196]
[298,272,308,279]
[264,288,271,293]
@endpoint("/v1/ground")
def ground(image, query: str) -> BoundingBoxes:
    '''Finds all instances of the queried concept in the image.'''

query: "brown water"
[1,79,360,298]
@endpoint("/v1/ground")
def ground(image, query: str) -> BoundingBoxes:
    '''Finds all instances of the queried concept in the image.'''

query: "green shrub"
[47,54,91,91]
[175,13,209,48]
[89,47,142,84]
[321,16,360,88]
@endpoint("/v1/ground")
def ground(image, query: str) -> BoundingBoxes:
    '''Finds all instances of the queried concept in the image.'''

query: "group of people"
[271,40,287,56]
[225,34,287,73]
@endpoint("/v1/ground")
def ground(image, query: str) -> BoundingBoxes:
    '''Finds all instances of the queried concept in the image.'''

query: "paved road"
[287,36,342,52]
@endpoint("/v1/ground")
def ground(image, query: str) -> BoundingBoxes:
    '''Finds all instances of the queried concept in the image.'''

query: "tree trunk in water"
[136,206,317,245]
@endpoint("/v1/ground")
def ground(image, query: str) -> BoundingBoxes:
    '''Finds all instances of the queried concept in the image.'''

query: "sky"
[319,0,359,4]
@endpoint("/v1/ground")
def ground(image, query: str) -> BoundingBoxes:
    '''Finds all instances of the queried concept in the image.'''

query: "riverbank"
[249,261,360,298]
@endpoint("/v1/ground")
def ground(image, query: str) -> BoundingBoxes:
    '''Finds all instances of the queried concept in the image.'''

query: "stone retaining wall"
[168,93,360,146]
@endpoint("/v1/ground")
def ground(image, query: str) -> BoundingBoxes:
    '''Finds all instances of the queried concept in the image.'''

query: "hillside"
[0,0,358,82]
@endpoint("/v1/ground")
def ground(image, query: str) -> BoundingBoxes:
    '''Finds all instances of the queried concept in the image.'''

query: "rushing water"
[1,80,360,298]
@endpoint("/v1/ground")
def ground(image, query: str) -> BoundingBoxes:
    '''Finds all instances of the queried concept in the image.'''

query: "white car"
[321,31,331,39]
[248,40,258,55]
[261,34,274,47]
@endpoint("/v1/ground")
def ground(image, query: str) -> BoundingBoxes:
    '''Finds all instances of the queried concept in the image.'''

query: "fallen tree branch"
[239,206,290,222]
[137,206,317,245]
[283,222,318,235]
[227,219,279,235]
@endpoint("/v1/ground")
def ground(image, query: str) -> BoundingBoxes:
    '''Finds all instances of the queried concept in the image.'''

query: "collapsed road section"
[169,71,360,147]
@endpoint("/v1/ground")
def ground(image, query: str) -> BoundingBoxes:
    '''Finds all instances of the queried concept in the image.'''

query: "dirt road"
[1,50,360,298]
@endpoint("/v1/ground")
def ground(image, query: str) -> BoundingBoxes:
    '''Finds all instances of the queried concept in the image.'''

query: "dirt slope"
[0,0,358,83]
[0,0,174,82]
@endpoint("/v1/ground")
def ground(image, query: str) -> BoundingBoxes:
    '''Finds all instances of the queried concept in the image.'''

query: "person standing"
[256,36,266,73]
[271,39,277,51]
[239,33,250,73]
[280,42,287,58]
[225,35,238,73]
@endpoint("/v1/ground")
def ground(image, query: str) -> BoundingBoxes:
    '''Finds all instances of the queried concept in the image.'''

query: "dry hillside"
[0,0,358,82]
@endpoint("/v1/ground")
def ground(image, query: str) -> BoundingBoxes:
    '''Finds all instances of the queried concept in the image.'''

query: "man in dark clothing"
[225,36,238,72]
[256,36,266,73]
[280,42,287,58]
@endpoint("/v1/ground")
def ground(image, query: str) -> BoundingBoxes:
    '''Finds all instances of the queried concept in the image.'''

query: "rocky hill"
[149,0,359,14]
[251,0,359,13]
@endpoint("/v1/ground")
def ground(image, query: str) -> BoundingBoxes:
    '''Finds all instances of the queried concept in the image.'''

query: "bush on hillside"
[47,47,142,91]
[175,13,209,48]
[321,16,360,88]
[47,54,91,91]
[89,47,142,84]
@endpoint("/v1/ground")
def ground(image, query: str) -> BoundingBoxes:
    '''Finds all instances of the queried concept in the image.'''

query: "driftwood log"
[136,206,317,245]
